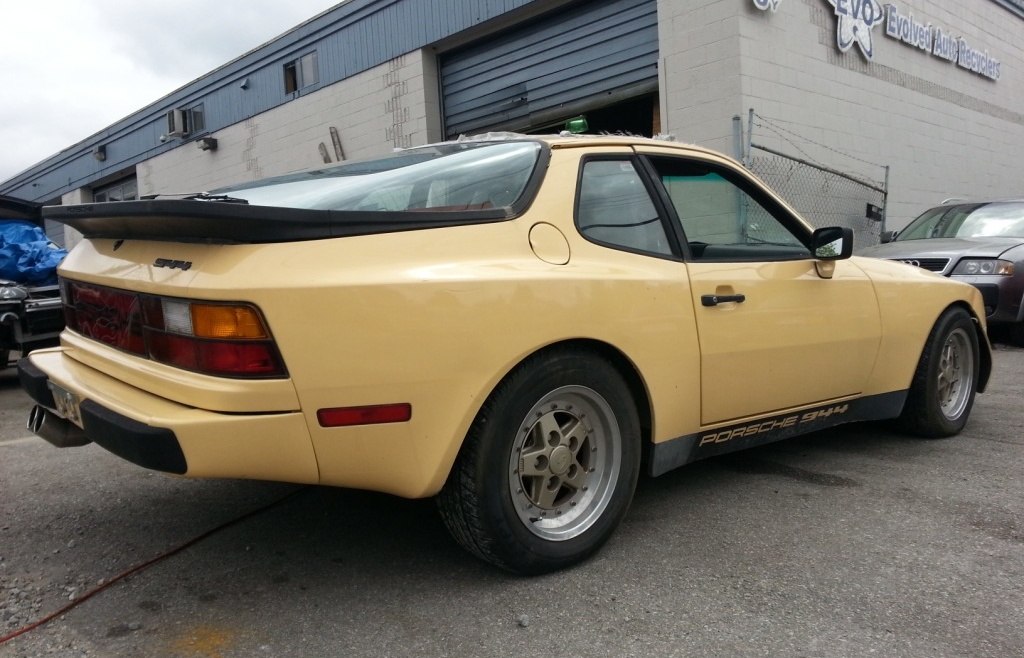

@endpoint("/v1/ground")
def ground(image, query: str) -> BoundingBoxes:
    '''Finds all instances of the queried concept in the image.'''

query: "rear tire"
[897,307,980,437]
[437,348,641,575]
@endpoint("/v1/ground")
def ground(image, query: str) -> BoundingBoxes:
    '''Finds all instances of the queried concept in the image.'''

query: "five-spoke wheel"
[438,349,640,574]
[898,307,980,437]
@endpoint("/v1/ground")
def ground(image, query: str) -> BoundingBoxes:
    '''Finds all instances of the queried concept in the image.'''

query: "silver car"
[860,200,1024,344]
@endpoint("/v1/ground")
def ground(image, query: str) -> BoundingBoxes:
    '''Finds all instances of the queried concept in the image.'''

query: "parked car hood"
[859,236,1023,260]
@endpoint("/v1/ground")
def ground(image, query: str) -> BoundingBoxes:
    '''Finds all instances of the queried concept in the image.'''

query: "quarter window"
[576,159,671,256]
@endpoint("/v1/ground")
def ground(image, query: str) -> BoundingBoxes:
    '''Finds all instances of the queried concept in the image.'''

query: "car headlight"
[951,259,1014,276]
[0,286,28,301]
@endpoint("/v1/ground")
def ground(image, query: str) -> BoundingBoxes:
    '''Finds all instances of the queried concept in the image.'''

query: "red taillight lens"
[196,341,283,376]
[60,278,286,379]
[317,404,413,427]
[147,332,199,370]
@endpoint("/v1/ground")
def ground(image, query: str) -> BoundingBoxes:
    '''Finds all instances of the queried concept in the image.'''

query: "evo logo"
[826,0,885,59]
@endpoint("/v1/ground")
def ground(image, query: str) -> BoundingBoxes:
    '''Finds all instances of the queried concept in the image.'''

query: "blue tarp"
[0,220,67,286]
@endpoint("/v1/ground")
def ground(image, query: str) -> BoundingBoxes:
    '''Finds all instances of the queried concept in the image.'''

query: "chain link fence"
[744,113,888,250]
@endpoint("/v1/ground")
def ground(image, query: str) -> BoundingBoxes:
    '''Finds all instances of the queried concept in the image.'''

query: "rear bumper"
[19,351,319,484]
[21,358,186,472]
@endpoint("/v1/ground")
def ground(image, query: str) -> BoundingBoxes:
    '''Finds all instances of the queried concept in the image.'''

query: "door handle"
[701,293,746,307]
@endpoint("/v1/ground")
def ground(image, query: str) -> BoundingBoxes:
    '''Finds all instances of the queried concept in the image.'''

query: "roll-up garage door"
[440,0,658,138]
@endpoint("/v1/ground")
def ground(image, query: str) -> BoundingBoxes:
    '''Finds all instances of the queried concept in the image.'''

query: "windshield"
[896,201,1024,240]
[215,141,542,212]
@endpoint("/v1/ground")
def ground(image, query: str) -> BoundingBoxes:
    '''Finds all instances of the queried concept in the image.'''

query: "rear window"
[216,141,542,212]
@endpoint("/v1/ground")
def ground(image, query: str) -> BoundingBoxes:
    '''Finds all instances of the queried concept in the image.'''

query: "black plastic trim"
[0,194,42,223]
[647,391,908,477]
[43,201,512,244]
[80,399,187,475]
[17,357,56,408]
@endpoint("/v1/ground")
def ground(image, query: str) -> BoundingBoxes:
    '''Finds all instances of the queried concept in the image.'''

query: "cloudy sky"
[0,0,342,182]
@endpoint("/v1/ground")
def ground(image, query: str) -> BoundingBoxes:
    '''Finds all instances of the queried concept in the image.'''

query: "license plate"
[48,382,84,429]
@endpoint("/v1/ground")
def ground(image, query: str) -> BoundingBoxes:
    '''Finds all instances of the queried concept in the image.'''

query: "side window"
[576,159,671,256]
[649,157,809,261]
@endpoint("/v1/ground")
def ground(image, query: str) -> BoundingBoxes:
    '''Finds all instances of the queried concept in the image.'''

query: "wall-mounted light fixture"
[196,137,218,152]
[239,77,250,90]
[92,145,107,161]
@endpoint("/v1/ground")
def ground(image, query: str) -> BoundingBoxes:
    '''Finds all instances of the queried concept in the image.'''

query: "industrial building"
[3,0,1022,245]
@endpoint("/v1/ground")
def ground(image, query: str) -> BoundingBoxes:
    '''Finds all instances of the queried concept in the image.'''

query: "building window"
[190,104,205,134]
[284,52,318,93]
[94,177,138,203]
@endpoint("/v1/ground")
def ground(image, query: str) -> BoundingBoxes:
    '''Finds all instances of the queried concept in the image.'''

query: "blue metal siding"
[1,0,539,203]
[440,0,658,137]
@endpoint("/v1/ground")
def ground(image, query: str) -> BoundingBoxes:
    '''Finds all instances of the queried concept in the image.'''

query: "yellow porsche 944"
[20,134,991,574]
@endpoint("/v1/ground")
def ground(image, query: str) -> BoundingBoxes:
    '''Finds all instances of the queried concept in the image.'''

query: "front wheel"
[437,349,641,574]
[897,307,980,437]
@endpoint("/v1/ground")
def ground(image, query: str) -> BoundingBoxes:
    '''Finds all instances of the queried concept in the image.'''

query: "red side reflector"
[317,404,412,427]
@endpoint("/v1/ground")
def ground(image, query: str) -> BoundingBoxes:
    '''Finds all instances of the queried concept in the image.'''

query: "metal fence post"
[732,115,743,162]
[881,165,890,235]
[745,109,754,168]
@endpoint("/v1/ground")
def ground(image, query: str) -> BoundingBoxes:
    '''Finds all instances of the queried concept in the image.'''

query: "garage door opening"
[440,0,658,139]
[525,94,659,137]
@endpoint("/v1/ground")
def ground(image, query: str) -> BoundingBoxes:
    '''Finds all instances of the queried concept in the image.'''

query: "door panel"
[687,259,881,424]
[638,150,883,425]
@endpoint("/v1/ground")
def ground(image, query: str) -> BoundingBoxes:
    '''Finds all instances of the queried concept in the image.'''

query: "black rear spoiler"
[0,195,43,225]
[43,199,510,244]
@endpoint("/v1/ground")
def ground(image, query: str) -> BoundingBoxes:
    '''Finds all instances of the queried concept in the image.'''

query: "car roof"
[431,132,733,159]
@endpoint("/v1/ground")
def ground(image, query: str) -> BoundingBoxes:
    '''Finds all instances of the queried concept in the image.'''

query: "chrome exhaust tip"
[27,405,91,448]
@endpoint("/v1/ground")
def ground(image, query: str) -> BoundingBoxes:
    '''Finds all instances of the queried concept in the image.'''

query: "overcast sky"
[0,0,343,183]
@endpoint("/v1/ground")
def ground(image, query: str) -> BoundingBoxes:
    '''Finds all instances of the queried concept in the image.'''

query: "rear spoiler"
[43,199,510,244]
[0,195,43,225]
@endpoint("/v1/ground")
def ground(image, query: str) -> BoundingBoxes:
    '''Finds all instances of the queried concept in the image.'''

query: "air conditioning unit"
[166,109,189,138]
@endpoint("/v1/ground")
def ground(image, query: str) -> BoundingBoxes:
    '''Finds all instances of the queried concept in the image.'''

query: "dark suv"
[0,196,66,366]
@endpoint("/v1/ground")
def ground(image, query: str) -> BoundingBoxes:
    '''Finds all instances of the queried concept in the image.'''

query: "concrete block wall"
[658,0,744,155]
[733,0,1024,228]
[136,49,443,197]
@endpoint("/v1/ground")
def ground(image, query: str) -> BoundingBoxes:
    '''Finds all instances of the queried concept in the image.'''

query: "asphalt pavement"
[1,344,1022,657]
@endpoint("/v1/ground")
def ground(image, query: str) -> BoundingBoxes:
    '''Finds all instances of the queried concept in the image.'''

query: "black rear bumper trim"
[81,400,187,474]
[18,357,188,475]
[18,357,55,408]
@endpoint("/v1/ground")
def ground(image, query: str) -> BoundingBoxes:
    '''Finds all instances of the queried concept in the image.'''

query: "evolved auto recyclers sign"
[752,0,1001,81]
[884,3,1000,80]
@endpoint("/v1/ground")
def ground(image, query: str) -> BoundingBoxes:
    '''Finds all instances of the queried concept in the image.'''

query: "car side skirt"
[647,391,908,477]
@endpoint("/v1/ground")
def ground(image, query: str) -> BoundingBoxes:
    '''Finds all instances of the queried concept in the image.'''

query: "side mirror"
[880,230,898,243]
[811,227,854,260]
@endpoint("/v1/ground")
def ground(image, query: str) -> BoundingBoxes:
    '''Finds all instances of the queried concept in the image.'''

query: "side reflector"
[317,404,412,427]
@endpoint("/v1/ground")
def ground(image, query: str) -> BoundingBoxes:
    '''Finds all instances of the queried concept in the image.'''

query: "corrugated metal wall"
[440,0,658,137]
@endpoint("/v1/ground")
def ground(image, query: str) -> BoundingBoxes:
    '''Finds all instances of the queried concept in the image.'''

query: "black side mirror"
[811,227,854,260]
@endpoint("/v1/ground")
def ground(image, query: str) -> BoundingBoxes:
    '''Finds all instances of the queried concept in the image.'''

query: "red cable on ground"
[0,486,306,645]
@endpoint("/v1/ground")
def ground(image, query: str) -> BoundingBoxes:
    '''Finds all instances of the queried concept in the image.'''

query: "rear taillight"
[61,279,286,378]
